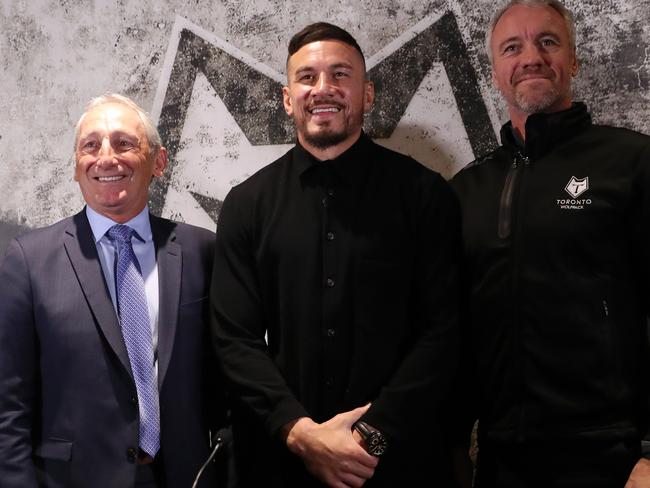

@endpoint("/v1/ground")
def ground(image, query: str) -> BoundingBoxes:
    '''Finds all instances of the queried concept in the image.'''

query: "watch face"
[367,431,388,457]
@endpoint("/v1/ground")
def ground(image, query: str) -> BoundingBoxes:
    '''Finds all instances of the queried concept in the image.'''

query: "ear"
[73,156,81,182]
[491,68,502,92]
[571,54,579,77]
[363,80,375,113]
[282,85,293,117]
[152,147,168,178]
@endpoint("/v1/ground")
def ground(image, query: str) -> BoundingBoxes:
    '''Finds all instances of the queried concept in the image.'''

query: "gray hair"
[485,0,576,64]
[74,93,162,155]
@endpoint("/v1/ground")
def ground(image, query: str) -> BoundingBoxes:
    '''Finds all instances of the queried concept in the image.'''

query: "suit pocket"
[35,438,73,461]
[35,439,72,488]
[179,296,208,330]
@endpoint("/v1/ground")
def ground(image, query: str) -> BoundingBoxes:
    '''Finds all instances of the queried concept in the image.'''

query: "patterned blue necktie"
[107,224,160,457]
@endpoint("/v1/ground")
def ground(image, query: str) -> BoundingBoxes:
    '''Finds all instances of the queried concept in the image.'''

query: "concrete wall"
[1,0,648,253]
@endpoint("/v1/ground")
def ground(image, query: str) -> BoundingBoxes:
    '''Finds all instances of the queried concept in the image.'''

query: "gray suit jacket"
[0,209,224,487]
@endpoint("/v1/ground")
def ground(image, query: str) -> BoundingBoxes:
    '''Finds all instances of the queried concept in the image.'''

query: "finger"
[352,449,379,469]
[351,428,363,444]
[342,444,379,471]
[339,471,370,488]
[337,444,379,472]
[346,463,376,485]
[329,474,360,488]
[332,482,355,488]
[342,460,376,480]
[338,403,371,427]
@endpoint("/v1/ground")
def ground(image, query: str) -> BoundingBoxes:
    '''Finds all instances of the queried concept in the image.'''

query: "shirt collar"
[86,205,153,244]
[293,132,373,186]
[500,102,592,159]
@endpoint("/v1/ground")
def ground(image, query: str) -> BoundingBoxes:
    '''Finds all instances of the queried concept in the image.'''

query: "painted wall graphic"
[1,0,649,254]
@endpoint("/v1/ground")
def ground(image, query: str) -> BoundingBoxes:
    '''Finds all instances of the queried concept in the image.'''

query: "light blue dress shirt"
[86,206,160,375]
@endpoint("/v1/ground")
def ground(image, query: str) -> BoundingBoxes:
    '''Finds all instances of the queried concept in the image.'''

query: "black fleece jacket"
[451,103,650,443]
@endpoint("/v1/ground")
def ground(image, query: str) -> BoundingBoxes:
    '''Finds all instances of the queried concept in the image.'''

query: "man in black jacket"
[451,1,650,487]
[211,22,461,488]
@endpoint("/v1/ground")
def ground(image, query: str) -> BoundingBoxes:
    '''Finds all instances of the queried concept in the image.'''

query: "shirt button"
[325,377,334,387]
[326,278,335,288]
[326,231,334,241]
[131,396,138,406]
[326,328,336,337]
[327,188,335,197]
[321,197,328,208]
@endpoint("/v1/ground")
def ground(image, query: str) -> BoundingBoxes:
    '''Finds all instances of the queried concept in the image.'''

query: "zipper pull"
[515,152,530,166]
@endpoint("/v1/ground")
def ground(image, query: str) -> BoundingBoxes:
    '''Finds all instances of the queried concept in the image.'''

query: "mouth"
[95,175,126,182]
[309,106,342,115]
[518,76,548,83]
[514,73,552,84]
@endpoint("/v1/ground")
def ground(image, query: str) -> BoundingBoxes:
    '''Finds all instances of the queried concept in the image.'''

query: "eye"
[298,73,314,82]
[81,140,98,151]
[113,137,137,152]
[541,37,559,47]
[334,71,348,78]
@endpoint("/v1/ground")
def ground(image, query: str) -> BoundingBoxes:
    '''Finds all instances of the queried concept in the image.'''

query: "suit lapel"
[63,211,133,376]
[151,215,181,389]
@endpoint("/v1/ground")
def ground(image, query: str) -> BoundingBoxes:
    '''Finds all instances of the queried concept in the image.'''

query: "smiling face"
[74,102,167,223]
[283,39,374,159]
[490,3,578,124]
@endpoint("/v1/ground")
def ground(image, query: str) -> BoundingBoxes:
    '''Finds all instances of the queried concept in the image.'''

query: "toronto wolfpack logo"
[557,176,592,210]
[564,176,589,198]
[148,13,498,229]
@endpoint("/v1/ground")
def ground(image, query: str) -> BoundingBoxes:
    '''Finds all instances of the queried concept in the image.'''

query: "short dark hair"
[287,22,365,69]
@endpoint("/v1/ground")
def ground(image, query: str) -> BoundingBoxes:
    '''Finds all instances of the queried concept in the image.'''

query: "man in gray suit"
[0,94,224,487]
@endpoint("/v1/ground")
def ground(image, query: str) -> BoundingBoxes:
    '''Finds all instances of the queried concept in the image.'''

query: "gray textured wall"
[1,0,649,254]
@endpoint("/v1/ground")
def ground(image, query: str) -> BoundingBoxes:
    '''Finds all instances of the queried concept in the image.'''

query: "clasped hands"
[285,404,379,488]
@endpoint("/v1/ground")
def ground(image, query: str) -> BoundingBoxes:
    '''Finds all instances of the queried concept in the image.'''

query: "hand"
[625,458,650,488]
[285,404,379,488]
[352,427,363,446]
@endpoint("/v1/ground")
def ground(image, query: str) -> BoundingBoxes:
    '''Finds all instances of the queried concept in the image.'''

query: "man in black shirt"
[211,22,461,487]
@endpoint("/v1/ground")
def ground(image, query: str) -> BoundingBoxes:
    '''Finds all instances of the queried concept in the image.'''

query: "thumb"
[338,403,372,428]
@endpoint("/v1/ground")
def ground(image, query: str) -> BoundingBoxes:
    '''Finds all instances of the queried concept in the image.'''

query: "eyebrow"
[77,131,139,144]
[77,131,100,143]
[293,61,355,74]
[498,30,562,47]
[537,30,562,39]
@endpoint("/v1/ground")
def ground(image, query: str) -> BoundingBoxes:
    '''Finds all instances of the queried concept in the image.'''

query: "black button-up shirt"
[211,133,461,486]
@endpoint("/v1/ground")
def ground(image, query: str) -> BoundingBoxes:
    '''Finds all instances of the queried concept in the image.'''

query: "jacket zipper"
[501,150,529,442]
[498,152,528,239]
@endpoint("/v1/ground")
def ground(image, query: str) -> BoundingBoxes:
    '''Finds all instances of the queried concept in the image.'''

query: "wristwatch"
[353,421,388,457]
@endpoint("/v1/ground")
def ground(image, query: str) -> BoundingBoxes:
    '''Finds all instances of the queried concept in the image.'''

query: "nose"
[312,72,334,96]
[520,43,544,68]
[97,137,115,166]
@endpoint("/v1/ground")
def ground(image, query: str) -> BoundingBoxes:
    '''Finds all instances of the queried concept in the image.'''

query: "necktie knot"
[107,224,136,245]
